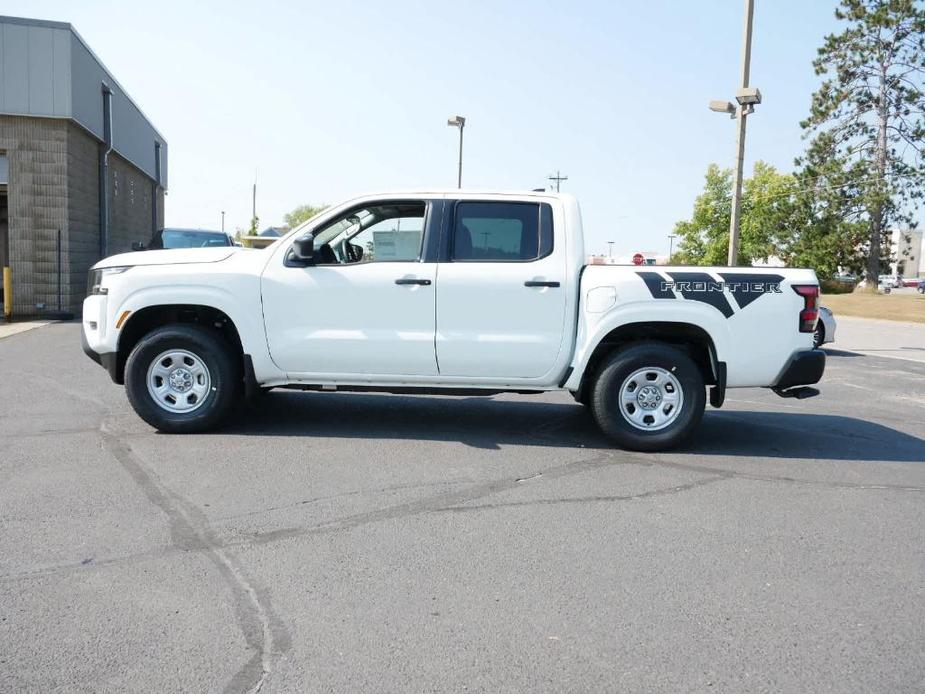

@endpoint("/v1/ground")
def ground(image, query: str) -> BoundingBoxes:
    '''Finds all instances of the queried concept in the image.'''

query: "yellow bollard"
[2,266,11,320]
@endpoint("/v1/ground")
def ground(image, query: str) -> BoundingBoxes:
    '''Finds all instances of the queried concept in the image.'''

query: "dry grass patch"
[821,291,925,323]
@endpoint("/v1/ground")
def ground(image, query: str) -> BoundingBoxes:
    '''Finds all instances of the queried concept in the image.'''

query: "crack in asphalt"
[221,451,734,549]
[3,434,923,585]
[435,475,729,513]
[98,423,291,694]
[211,478,476,523]
[222,446,924,552]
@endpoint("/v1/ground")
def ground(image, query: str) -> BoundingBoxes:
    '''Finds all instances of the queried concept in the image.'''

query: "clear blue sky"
[11,1,857,255]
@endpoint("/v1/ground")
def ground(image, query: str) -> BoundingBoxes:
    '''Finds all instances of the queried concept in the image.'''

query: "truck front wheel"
[590,342,705,451]
[125,324,240,433]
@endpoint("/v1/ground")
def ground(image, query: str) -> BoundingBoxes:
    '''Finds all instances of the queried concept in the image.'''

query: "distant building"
[891,229,923,278]
[0,16,167,317]
[751,255,787,268]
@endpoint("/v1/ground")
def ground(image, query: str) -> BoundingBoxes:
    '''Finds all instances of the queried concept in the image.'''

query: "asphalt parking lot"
[1,322,924,693]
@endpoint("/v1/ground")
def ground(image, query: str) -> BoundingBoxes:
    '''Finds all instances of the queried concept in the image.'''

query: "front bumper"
[775,349,825,390]
[81,321,120,383]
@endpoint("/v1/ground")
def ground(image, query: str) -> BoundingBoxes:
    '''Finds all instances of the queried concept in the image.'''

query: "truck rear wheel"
[125,324,240,433]
[590,342,705,451]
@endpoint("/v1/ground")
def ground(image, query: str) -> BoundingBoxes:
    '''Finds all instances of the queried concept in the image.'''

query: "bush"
[820,278,857,294]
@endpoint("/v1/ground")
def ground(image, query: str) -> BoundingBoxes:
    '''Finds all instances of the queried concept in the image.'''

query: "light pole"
[668,234,676,260]
[447,115,466,188]
[221,210,225,233]
[709,0,760,266]
[607,241,614,259]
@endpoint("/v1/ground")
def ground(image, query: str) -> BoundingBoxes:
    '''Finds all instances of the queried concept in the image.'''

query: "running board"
[772,386,820,399]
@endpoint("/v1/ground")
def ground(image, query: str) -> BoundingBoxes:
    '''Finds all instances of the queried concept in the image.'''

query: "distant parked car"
[918,280,925,294]
[857,277,892,293]
[133,228,235,251]
[879,274,908,289]
[815,306,837,348]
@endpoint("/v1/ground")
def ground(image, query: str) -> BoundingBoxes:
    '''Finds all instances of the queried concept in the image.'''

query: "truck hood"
[94,247,241,269]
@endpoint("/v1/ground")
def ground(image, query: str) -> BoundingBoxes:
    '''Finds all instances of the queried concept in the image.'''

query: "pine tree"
[801,0,925,284]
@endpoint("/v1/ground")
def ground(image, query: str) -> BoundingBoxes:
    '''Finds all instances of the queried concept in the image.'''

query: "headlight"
[87,266,131,296]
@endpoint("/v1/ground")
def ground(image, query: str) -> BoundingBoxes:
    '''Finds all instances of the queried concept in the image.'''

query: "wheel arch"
[115,304,245,385]
[571,321,722,405]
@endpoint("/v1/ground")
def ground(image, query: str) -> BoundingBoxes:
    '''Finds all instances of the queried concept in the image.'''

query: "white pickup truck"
[82,191,825,450]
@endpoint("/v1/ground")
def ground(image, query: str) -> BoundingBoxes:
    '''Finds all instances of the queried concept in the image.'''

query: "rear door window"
[451,202,553,262]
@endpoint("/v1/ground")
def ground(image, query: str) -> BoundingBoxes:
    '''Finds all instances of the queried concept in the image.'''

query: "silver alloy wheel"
[146,349,212,414]
[618,366,684,431]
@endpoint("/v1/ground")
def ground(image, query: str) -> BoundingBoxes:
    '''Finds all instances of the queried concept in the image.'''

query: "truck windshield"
[155,230,231,249]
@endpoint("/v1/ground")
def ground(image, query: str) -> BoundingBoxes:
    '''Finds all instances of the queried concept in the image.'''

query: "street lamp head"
[447,115,466,128]
[735,87,762,106]
[709,100,737,115]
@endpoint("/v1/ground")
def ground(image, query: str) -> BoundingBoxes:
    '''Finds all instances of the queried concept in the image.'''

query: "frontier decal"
[637,271,785,318]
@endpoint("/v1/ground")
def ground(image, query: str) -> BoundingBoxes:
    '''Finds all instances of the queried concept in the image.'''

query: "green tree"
[788,133,871,278]
[672,162,799,266]
[801,0,925,284]
[284,204,326,229]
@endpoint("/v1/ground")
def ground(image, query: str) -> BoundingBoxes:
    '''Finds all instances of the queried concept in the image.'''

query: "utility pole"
[548,170,568,192]
[252,169,257,227]
[668,234,676,260]
[727,0,756,266]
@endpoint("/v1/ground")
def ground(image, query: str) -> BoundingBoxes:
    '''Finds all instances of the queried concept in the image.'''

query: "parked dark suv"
[134,228,236,251]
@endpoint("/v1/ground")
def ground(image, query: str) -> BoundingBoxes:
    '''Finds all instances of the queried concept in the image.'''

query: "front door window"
[312,202,426,265]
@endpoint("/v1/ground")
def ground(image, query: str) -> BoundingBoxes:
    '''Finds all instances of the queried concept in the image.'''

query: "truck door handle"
[395,278,432,286]
[524,280,560,288]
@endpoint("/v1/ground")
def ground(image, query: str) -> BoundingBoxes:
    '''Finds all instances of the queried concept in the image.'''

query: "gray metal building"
[0,15,167,318]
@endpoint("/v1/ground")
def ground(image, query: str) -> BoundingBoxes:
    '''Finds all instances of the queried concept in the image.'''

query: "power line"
[548,170,568,192]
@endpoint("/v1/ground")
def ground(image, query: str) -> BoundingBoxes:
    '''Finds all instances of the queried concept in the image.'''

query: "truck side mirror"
[291,233,315,263]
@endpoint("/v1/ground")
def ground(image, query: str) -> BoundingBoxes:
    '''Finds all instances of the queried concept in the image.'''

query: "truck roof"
[340,189,573,199]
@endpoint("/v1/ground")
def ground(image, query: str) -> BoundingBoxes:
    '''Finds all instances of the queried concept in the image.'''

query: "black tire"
[813,321,825,349]
[590,342,706,451]
[125,324,241,433]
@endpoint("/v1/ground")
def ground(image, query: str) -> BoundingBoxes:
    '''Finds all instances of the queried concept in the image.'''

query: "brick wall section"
[108,149,158,255]
[67,128,164,312]
[0,115,165,317]
[66,122,100,311]
[0,116,69,316]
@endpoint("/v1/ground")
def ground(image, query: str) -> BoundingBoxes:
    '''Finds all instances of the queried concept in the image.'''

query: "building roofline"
[0,14,167,144]
[0,15,71,30]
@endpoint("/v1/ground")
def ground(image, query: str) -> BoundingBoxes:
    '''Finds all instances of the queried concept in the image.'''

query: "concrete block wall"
[0,115,69,317]
[68,126,164,314]
[108,149,158,255]
[66,122,100,312]
[1,115,165,317]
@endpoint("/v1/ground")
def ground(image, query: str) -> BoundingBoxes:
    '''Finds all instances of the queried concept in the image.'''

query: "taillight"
[792,285,819,333]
